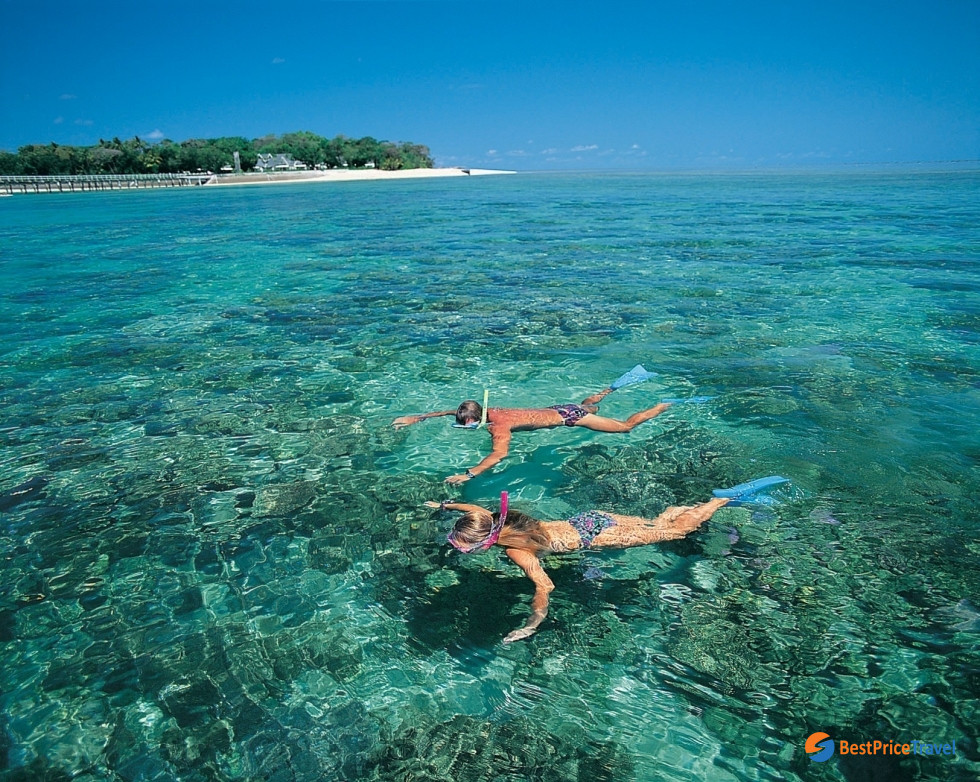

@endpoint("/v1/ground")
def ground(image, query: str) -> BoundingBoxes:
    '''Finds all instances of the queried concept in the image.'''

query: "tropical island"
[0,132,436,176]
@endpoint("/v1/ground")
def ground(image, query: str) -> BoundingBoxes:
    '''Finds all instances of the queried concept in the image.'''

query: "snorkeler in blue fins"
[429,475,792,643]
[393,364,672,484]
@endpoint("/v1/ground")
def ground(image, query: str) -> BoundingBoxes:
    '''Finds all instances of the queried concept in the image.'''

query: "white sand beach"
[207,167,515,187]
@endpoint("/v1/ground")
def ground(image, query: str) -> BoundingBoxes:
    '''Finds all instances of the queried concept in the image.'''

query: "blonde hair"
[448,509,550,552]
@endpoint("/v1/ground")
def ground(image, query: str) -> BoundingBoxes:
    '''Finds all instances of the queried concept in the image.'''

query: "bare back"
[486,407,566,432]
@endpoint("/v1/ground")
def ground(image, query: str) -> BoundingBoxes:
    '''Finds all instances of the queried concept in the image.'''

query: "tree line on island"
[0,131,434,176]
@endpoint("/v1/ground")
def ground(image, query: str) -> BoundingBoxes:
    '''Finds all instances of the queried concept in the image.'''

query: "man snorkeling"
[392,365,671,484]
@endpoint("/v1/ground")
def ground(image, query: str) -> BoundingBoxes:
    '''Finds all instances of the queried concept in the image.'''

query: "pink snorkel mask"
[448,491,508,553]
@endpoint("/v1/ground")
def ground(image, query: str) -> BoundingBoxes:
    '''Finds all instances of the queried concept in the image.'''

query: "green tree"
[379,142,403,170]
[117,137,150,173]
[279,131,325,168]
[66,145,92,174]
[398,142,433,169]
[0,151,21,174]
[23,143,89,175]
[142,150,162,172]
[346,136,382,168]
[154,140,182,173]
[211,136,256,171]
[253,133,280,153]
[89,146,123,173]
[177,139,230,172]
[1,131,436,176]
[317,135,341,168]
[17,144,57,175]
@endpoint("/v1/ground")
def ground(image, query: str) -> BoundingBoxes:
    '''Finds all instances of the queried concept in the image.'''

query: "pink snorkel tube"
[481,491,508,550]
[448,491,508,553]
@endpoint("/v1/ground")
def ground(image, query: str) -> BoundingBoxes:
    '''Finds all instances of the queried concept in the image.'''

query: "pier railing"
[0,173,216,194]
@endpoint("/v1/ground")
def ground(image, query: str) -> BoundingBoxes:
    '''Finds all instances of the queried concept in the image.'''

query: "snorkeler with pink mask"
[428,476,789,643]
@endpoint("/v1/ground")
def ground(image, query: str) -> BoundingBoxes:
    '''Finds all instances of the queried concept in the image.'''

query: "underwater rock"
[254,481,318,518]
[559,448,677,517]
[368,712,634,781]
[321,390,354,405]
[7,692,114,778]
[666,598,770,692]
[0,476,48,512]
[307,537,352,575]
[143,420,178,437]
[935,599,980,633]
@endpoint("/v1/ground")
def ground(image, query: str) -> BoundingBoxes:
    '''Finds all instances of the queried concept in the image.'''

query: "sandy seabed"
[207,167,515,187]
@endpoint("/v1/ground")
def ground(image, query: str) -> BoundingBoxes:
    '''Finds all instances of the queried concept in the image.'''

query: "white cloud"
[74,119,93,126]
[487,149,499,156]
[541,148,559,155]
[59,93,77,100]
[146,129,164,140]
[53,116,64,124]
[570,144,598,152]
[272,57,286,65]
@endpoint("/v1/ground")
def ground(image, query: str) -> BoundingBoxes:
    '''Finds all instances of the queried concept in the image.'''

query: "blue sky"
[1,0,978,170]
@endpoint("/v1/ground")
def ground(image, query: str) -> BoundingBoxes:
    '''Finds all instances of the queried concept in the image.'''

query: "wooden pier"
[0,173,215,195]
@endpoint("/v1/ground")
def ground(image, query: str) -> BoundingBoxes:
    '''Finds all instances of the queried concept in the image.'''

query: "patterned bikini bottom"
[548,403,589,426]
[567,509,617,547]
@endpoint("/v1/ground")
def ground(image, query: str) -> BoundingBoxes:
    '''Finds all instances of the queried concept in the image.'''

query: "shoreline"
[0,167,515,195]
[207,167,516,187]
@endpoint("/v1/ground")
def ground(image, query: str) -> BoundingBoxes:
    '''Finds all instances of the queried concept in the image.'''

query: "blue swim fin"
[610,364,658,390]
[713,476,789,506]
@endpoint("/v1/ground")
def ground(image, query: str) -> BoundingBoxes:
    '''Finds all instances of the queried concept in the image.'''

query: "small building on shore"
[254,153,307,172]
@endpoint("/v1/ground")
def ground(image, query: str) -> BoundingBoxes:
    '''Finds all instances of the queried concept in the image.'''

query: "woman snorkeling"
[427,476,789,644]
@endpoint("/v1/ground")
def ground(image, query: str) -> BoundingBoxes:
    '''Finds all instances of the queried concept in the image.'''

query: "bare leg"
[573,403,671,433]
[580,387,615,409]
[592,498,731,547]
[655,498,731,540]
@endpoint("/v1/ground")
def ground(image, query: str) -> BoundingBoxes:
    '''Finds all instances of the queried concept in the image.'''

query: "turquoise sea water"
[1,170,978,781]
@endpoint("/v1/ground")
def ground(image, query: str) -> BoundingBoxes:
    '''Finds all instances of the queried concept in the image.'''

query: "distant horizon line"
[478,158,980,174]
[460,159,980,175]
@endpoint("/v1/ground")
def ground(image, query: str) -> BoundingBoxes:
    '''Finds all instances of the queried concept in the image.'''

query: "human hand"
[392,416,418,429]
[502,626,537,644]
[444,473,471,485]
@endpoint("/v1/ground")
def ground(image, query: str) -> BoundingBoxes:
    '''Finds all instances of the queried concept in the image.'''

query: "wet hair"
[455,400,483,426]
[449,508,550,552]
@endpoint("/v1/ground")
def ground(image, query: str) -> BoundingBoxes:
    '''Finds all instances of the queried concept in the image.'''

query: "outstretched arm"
[392,410,456,429]
[445,427,513,484]
[502,548,555,644]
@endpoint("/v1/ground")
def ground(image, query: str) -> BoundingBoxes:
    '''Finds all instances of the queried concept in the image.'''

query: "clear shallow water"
[0,170,978,781]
